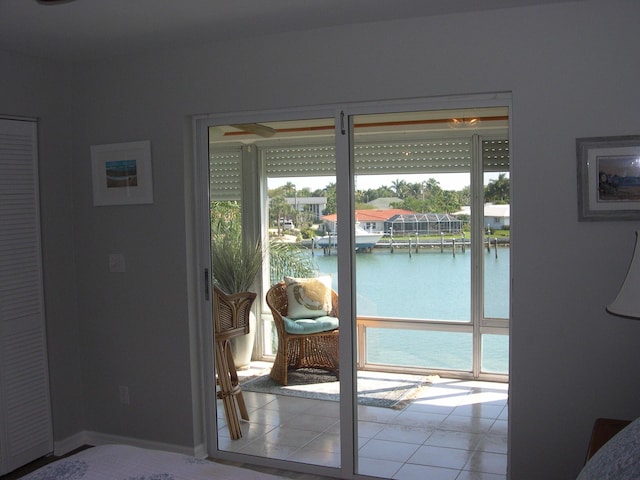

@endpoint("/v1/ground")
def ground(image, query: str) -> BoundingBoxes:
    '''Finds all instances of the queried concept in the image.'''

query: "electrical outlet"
[119,385,130,405]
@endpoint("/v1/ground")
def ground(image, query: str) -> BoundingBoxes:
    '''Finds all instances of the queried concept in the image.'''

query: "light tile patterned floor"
[217,365,508,480]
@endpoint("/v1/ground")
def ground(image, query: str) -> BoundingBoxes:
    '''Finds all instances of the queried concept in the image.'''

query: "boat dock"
[310,235,509,257]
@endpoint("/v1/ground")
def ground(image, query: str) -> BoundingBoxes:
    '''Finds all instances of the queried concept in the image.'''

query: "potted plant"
[210,201,263,369]
[211,201,322,367]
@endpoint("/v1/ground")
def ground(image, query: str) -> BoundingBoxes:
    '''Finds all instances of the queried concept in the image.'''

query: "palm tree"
[281,181,296,198]
[269,194,291,234]
[408,182,423,198]
[391,179,408,199]
[485,173,510,204]
[323,182,337,215]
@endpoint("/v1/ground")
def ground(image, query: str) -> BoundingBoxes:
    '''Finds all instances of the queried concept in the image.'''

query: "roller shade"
[265,144,335,178]
[210,137,509,200]
[209,146,242,201]
[264,138,509,176]
[482,139,510,173]
[354,138,473,175]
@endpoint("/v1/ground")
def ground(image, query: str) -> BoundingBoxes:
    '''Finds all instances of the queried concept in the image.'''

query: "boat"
[314,222,384,250]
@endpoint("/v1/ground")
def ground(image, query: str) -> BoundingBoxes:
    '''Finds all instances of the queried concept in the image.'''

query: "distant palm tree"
[269,195,290,234]
[391,179,408,198]
[485,173,510,204]
[281,181,296,198]
[408,182,422,197]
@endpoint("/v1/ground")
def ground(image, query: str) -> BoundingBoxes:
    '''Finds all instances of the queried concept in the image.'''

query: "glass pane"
[366,328,472,371]
[483,167,510,320]
[209,119,341,469]
[206,108,510,477]
[483,237,510,319]
[265,176,337,355]
[481,334,509,374]
[351,109,501,478]
[314,246,470,320]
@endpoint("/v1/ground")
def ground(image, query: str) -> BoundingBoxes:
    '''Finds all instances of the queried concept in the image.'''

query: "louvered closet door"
[0,118,53,475]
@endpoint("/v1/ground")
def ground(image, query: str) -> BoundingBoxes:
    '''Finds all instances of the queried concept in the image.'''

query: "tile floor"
[217,363,508,480]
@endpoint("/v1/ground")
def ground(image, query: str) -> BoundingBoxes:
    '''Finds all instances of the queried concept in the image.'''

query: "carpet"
[241,369,437,410]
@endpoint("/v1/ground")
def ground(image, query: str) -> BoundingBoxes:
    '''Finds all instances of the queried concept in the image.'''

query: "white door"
[0,118,53,475]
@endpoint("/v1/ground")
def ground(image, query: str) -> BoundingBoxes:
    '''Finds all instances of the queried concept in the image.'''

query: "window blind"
[210,137,509,199]
[209,146,242,201]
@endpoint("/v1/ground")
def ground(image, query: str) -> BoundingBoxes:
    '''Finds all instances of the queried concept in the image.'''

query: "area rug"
[241,369,437,410]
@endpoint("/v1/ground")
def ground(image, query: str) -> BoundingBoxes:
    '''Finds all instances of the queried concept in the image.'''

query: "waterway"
[306,246,510,374]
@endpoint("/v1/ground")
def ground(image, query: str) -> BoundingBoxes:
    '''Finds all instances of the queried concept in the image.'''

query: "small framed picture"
[577,135,640,221]
[91,140,153,206]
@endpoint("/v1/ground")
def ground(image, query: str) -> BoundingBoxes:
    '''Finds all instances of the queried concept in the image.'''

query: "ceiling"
[211,107,510,145]
[0,0,579,63]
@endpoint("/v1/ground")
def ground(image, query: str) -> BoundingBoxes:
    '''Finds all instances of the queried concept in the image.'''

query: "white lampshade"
[607,231,640,318]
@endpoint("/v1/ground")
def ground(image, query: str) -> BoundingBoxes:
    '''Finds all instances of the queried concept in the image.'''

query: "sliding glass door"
[341,108,509,477]
[197,97,510,478]
[208,117,344,471]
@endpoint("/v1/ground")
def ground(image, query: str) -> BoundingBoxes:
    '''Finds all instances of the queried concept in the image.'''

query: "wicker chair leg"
[270,338,288,386]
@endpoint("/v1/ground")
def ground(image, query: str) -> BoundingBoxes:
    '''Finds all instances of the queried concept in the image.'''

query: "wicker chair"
[266,281,339,386]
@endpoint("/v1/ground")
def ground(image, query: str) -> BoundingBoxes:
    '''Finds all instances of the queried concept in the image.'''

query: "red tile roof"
[321,209,415,222]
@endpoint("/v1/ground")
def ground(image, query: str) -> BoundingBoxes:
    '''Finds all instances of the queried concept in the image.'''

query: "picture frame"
[577,135,640,221]
[91,140,153,206]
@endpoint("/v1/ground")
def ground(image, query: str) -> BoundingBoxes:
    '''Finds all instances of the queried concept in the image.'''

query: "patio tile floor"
[216,362,508,480]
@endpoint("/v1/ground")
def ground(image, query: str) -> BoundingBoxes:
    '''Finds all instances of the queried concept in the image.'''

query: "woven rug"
[241,369,437,410]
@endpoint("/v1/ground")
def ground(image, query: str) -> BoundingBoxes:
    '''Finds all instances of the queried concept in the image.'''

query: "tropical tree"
[268,194,291,234]
[485,173,510,204]
[441,190,462,214]
[323,182,337,215]
[281,181,297,198]
[358,185,395,204]
[391,179,408,199]
[296,187,312,197]
[268,241,317,285]
[407,182,423,198]
[457,185,471,206]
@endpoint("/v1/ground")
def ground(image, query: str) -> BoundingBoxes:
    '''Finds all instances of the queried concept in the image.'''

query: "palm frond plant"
[210,201,263,295]
[210,233,263,295]
[210,201,324,364]
[210,201,263,370]
[268,240,317,285]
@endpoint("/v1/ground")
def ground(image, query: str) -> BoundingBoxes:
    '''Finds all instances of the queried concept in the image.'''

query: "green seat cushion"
[282,315,339,335]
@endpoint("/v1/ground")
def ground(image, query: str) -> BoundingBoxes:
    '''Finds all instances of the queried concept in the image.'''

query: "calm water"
[307,246,510,374]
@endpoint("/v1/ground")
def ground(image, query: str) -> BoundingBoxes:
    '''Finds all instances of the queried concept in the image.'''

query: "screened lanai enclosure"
[386,212,464,235]
[207,107,510,377]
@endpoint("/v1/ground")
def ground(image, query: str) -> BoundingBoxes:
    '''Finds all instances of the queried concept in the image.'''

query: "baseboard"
[53,431,92,456]
[54,431,206,459]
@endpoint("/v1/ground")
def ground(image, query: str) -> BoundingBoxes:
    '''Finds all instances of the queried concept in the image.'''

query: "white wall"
[4,0,640,478]
[0,51,85,442]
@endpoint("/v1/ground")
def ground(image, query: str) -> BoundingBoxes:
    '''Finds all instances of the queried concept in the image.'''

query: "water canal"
[309,245,510,374]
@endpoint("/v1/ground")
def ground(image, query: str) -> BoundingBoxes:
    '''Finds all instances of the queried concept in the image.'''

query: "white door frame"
[192,92,512,478]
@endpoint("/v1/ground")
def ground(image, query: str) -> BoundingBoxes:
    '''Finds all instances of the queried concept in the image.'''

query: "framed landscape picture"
[91,140,153,206]
[577,135,640,221]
